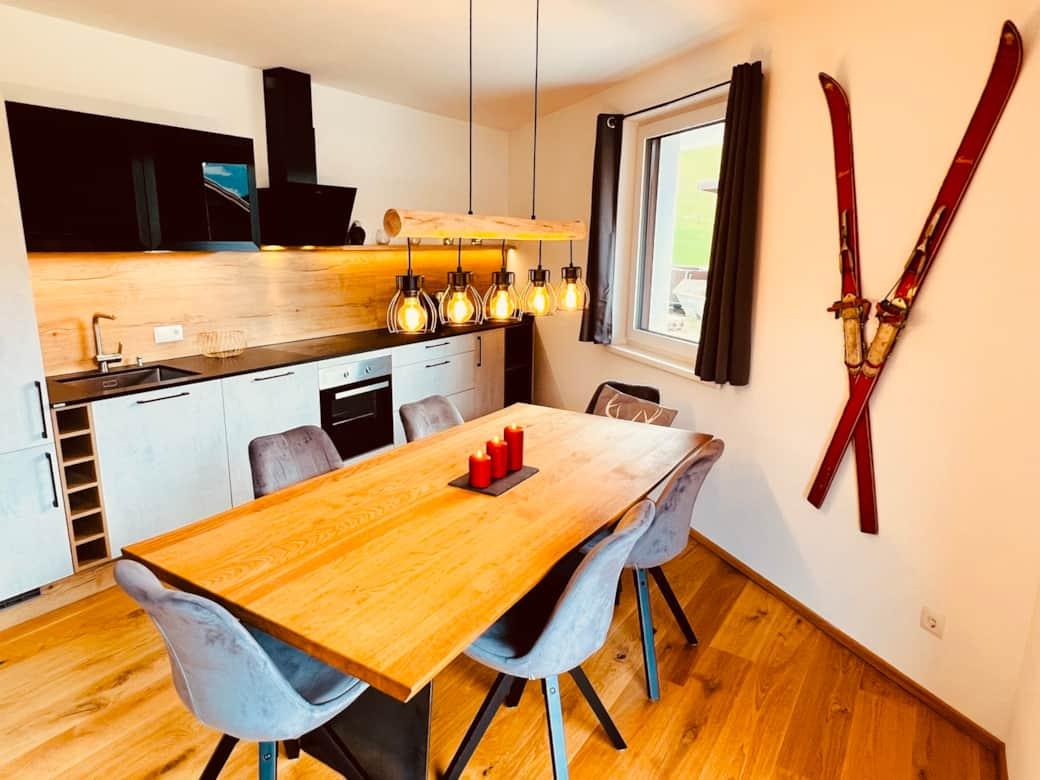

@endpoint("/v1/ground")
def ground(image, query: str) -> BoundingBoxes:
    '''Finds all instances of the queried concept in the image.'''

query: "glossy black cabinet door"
[6,102,151,252]
[150,127,260,250]
[5,102,259,252]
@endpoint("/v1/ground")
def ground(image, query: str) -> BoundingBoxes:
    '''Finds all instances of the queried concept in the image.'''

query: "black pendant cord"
[622,78,730,121]
[406,238,414,275]
[530,0,540,221]
[468,0,473,216]
[456,239,463,273]
[568,240,574,268]
[500,239,508,273]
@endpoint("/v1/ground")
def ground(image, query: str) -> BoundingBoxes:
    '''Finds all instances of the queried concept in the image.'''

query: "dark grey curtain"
[695,61,763,385]
[579,113,624,343]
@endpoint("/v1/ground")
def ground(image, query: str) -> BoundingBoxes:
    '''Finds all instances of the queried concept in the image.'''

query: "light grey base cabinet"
[222,363,320,507]
[93,380,232,554]
[0,444,74,601]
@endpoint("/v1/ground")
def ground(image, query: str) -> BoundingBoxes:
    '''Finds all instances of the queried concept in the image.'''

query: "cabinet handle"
[136,391,190,405]
[44,452,59,508]
[253,371,295,382]
[34,380,48,439]
[424,341,451,349]
[425,360,450,369]
[477,336,483,368]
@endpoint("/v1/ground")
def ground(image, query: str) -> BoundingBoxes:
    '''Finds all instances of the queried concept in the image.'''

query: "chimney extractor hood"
[258,67,357,246]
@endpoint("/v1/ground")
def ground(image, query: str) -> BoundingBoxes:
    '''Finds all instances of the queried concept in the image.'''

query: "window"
[614,93,727,369]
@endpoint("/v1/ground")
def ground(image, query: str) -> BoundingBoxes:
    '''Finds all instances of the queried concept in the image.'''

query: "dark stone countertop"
[47,320,521,407]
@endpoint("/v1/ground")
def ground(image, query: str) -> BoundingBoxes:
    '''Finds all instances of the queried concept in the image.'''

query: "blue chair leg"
[258,742,277,780]
[633,568,661,702]
[541,676,569,780]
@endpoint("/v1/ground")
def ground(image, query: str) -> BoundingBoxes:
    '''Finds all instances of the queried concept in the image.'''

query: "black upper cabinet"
[5,102,259,252]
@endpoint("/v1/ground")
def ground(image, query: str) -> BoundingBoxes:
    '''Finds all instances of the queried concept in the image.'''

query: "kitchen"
[1,2,1039,779]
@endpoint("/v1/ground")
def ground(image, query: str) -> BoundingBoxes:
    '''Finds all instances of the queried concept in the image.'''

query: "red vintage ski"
[809,20,1023,510]
[819,73,879,534]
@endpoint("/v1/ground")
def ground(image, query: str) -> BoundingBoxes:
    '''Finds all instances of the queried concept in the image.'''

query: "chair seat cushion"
[247,626,367,706]
[467,550,585,667]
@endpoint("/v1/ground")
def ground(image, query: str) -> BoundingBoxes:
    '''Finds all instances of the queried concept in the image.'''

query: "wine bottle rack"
[51,404,111,570]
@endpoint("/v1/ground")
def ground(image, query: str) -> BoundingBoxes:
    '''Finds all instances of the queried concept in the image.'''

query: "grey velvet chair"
[114,560,370,780]
[444,500,656,780]
[249,425,343,499]
[398,394,465,442]
[584,381,661,414]
[624,439,725,701]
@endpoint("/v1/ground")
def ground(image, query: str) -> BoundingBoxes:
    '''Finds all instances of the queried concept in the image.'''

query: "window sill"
[605,343,719,386]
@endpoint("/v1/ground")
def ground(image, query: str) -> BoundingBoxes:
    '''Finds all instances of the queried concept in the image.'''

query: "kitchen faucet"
[92,313,123,373]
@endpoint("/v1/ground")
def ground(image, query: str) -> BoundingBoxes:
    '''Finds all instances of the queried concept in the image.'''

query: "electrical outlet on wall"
[153,324,184,344]
[920,606,946,638]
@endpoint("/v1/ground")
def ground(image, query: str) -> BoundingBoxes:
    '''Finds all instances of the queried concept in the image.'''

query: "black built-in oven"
[318,354,393,460]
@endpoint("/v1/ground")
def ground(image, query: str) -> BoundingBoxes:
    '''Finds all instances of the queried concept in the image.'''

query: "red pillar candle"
[486,436,509,480]
[503,423,524,472]
[469,448,492,488]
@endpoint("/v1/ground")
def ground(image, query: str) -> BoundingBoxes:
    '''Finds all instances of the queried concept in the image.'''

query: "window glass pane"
[637,121,724,343]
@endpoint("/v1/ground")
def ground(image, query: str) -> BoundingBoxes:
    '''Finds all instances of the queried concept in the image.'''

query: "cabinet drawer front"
[394,353,476,406]
[394,334,476,368]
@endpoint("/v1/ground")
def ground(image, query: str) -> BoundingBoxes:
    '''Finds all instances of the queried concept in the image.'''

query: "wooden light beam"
[383,209,587,242]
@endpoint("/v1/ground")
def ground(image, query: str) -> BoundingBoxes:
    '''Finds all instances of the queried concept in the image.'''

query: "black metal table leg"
[299,682,433,780]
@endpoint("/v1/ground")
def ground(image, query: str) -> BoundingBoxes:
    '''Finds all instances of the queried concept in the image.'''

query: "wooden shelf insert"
[51,404,111,571]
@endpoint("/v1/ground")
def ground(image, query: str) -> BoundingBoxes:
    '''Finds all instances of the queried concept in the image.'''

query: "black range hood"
[258,67,357,246]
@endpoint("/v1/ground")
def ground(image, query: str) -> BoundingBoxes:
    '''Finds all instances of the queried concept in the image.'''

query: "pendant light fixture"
[483,240,523,321]
[438,0,484,328]
[387,239,438,334]
[520,0,557,317]
[440,242,485,326]
[557,240,590,311]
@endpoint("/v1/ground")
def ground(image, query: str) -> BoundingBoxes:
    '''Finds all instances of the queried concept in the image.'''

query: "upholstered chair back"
[114,560,321,741]
[518,500,655,678]
[249,425,342,498]
[399,394,465,442]
[628,439,725,570]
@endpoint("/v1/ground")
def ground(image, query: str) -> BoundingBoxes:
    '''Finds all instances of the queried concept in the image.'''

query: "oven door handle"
[333,380,390,401]
[332,412,377,426]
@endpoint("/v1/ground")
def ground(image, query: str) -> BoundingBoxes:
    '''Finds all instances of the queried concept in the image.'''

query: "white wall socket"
[920,606,946,638]
[153,324,184,344]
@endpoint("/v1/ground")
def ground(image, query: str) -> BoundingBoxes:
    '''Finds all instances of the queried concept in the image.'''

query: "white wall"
[0,5,508,241]
[1009,584,1040,778]
[509,0,1040,740]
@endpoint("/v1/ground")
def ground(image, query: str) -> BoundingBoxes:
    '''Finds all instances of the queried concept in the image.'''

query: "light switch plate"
[154,324,184,344]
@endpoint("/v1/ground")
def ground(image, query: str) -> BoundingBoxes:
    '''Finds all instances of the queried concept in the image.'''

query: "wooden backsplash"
[30,245,506,375]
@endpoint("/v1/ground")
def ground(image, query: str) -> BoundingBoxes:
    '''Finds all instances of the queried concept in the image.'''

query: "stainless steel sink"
[55,365,199,394]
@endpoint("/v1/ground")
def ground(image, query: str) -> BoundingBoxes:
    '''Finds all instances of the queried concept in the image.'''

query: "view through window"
[636,121,724,343]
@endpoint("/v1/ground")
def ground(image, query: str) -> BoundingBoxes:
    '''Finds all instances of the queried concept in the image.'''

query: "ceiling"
[1,0,756,128]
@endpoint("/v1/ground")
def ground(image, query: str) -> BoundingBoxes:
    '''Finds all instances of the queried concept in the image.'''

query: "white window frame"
[610,90,729,374]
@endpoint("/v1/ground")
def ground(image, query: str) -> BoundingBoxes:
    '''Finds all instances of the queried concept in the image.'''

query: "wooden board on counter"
[30,245,506,374]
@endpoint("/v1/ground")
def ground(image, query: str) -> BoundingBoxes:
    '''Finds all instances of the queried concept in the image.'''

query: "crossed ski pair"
[810,21,1023,533]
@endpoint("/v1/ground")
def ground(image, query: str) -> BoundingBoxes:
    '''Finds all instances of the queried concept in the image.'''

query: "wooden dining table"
[124,402,710,777]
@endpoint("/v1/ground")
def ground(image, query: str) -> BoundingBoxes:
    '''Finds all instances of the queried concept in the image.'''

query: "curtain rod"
[622,78,731,120]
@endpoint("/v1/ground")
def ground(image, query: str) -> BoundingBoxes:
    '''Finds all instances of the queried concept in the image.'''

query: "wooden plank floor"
[0,541,998,779]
